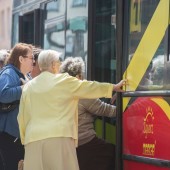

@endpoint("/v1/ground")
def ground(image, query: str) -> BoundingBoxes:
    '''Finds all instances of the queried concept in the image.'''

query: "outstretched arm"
[113,79,126,92]
[79,98,116,117]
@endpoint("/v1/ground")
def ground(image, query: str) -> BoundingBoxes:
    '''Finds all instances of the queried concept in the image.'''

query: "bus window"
[13,0,21,8]
[93,0,116,83]
[45,0,65,20]
[92,0,117,144]
[128,0,159,55]
[138,40,166,90]
[43,1,66,58]
[125,0,170,91]
[72,0,87,7]
[66,0,88,75]
[44,18,65,55]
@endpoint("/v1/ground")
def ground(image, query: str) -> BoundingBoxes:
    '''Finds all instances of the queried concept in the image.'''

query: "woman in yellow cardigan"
[17,49,125,170]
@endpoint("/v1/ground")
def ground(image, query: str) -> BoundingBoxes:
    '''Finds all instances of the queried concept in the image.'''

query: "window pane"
[44,18,65,58]
[72,0,87,7]
[43,1,66,59]
[45,0,65,20]
[127,0,170,91]
[93,0,116,83]
[13,0,22,8]
[66,0,88,76]
[128,0,159,55]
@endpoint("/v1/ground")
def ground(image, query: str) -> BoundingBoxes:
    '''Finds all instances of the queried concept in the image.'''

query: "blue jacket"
[0,64,24,137]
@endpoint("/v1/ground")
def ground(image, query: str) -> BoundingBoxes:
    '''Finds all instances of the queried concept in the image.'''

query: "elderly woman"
[60,57,116,170]
[0,49,10,69]
[17,49,125,170]
[0,43,34,170]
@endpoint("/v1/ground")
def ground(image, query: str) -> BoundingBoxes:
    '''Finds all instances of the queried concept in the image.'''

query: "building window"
[72,0,86,7]
[0,10,5,40]
[13,0,22,8]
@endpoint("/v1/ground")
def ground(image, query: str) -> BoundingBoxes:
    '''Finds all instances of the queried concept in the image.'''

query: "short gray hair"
[60,57,85,77]
[38,50,61,71]
[0,49,10,68]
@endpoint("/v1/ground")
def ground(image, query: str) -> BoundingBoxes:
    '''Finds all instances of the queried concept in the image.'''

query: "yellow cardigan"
[18,72,113,146]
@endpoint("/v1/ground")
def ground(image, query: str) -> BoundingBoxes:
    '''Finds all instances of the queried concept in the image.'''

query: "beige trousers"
[24,137,79,170]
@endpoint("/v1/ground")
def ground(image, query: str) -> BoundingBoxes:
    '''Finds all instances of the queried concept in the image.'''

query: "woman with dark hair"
[0,43,34,170]
[60,57,117,170]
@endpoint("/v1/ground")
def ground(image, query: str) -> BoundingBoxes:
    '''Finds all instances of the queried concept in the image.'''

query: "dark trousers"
[76,136,115,170]
[0,132,24,170]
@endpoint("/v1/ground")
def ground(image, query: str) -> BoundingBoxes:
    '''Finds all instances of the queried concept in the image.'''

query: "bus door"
[91,0,117,145]
[117,0,170,170]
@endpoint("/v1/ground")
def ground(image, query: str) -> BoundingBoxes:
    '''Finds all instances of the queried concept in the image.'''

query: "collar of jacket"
[0,64,25,80]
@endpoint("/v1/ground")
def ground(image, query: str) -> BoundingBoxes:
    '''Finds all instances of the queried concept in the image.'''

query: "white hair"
[60,57,85,77]
[0,49,9,68]
[38,50,62,71]
[0,49,9,59]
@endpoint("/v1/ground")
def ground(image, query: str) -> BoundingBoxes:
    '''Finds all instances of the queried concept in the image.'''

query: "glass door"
[92,0,117,145]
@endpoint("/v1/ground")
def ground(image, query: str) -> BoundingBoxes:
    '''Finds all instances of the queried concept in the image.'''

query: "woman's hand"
[110,93,117,104]
[113,79,127,92]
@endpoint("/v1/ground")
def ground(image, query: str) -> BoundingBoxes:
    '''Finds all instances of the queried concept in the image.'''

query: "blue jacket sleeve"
[0,69,22,103]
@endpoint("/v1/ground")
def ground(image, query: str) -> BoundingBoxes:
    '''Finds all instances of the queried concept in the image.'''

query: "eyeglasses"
[24,54,35,61]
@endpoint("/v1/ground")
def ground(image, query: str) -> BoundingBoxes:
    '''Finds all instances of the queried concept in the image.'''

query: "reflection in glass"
[137,37,170,90]
[93,0,116,83]
[137,38,167,90]
[127,0,170,91]
[43,1,66,59]
[128,0,159,56]
[72,0,87,7]
[44,19,65,58]
[13,0,22,8]
[45,0,65,20]
[66,0,88,76]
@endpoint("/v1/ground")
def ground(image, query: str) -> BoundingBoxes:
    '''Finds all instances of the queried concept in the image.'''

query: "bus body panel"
[123,97,170,169]
[124,97,170,159]
[124,161,170,170]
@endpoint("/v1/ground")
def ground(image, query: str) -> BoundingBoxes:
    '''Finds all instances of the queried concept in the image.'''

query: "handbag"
[0,65,24,113]
[0,100,19,113]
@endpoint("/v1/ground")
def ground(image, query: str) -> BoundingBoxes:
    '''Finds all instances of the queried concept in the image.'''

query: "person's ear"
[51,61,59,74]
[19,56,23,63]
[76,75,81,80]
[51,61,56,69]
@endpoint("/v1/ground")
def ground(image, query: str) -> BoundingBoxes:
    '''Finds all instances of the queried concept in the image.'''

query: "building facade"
[0,0,13,49]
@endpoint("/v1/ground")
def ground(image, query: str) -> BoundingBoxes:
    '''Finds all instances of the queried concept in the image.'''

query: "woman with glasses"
[0,43,34,170]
